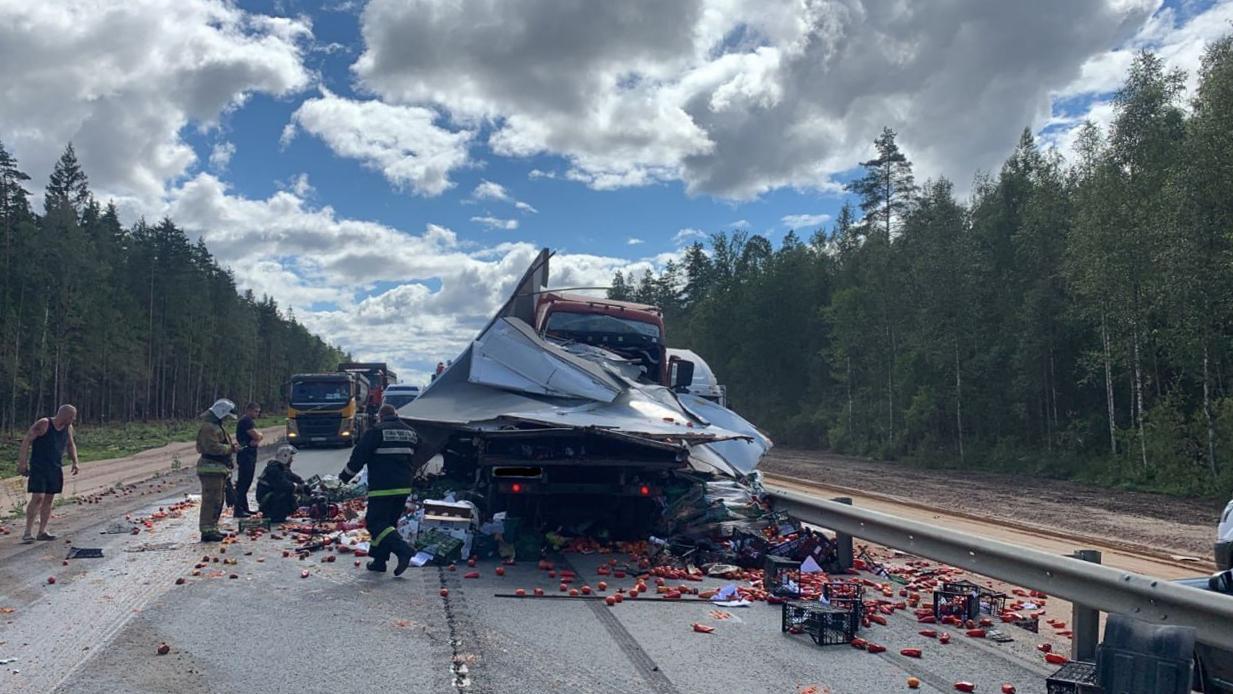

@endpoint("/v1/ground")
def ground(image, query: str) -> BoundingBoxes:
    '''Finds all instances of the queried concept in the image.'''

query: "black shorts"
[27,462,64,495]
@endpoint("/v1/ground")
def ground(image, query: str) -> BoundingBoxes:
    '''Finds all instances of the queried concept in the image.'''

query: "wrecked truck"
[399,249,771,536]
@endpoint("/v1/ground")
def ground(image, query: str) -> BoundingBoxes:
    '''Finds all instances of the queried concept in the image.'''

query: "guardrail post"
[831,497,854,571]
[1072,549,1102,661]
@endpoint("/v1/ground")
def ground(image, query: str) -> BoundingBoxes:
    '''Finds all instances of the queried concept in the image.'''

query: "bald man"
[16,404,79,543]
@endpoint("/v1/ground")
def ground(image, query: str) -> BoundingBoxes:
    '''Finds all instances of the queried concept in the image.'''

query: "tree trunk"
[1101,310,1117,455]
[8,284,23,433]
[1132,322,1147,470]
[846,355,853,438]
[954,337,964,464]
[1204,342,1217,479]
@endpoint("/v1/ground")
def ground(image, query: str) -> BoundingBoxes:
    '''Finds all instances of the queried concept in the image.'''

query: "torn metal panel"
[678,393,771,476]
[398,247,772,479]
[471,318,621,401]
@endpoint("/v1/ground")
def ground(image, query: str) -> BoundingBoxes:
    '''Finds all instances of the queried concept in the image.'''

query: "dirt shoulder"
[761,448,1224,560]
[1,426,283,517]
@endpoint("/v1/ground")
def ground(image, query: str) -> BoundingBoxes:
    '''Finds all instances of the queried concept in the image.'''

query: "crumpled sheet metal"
[398,248,773,478]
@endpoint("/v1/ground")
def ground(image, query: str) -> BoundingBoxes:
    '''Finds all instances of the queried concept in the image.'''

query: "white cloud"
[471,215,519,231]
[781,213,831,229]
[472,179,539,213]
[208,141,235,171]
[528,169,558,180]
[277,172,314,197]
[288,90,473,196]
[354,0,1157,199]
[673,228,707,245]
[727,219,751,230]
[472,180,510,202]
[627,237,645,245]
[0,0,311,210]
[163,173,671,381]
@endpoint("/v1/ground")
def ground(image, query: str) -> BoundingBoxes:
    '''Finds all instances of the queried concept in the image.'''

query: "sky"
[1,0,1229,386]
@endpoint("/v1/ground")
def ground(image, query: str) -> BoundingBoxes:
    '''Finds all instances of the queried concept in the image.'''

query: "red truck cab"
[534,292,671,385]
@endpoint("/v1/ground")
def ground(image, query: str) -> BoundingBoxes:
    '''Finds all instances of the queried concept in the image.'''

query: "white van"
[382,383,421,410]
[667,348,727,407]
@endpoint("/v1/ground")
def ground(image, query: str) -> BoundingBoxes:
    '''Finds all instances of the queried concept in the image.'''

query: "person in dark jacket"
[339,404,418,576]
[256,445,304,522]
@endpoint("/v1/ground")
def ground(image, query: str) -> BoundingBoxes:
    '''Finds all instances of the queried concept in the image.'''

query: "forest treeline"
[610,44,1233,497]
[0,143,347,431]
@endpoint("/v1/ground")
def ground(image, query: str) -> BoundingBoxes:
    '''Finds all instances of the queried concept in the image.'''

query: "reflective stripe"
[342,464,361,476]
[368,488,411,498]
[374,447,415,455]
[372,526,396,547]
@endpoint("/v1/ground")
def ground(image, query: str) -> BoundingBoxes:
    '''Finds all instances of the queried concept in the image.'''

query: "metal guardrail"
[767,485,1233,651]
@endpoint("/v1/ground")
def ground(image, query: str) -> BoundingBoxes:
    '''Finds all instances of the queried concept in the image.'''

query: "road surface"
[0,443,1104,694]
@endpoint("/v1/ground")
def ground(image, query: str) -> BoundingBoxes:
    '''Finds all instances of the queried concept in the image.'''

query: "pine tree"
[44,143,91,217]
[846,127,918,240]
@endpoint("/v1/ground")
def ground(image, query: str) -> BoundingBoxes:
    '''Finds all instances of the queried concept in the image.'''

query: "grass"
[0,414,285,479]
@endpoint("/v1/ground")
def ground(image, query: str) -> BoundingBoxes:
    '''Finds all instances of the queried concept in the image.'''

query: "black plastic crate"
[782,600,857,646]
[1046,661,1100,694]
[765,555,801,597]
[932,579,1006,621]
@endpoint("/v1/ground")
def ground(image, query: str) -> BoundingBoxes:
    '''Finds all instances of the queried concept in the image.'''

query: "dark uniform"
[256,460,304,522]
[196,412,235,541]
[27,417,70,494]
[339,413,419,575]
[234,414,258,516]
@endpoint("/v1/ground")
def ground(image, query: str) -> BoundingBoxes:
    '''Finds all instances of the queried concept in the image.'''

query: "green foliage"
[0,142,346,435]
[616,41,1233,499]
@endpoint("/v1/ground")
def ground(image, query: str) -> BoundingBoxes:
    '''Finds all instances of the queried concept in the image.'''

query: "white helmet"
[207,398,237,420]
[276,445,298,464]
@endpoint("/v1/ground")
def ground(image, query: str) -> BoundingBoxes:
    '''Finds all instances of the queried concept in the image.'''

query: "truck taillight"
[639,485,650,496]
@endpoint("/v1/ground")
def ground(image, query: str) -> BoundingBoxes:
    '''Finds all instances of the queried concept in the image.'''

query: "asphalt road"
[2,444,1068,694]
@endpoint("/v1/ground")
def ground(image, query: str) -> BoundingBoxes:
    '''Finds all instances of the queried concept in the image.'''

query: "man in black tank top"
[16,404,79,543]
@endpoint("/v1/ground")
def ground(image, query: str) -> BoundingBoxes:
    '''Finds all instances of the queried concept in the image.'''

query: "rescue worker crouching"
[339,404,418,576]
[196,399,238,542]
[257,445,305,523]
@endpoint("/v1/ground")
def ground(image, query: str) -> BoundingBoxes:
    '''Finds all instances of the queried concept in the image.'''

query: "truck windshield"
[544,311,661,341]
[291,381,350,404]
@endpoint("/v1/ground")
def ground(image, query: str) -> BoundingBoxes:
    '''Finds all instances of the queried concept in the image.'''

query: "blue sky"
[1,0,1227,384]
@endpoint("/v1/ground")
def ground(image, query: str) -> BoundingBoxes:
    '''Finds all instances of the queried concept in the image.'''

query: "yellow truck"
[286,372,369,447]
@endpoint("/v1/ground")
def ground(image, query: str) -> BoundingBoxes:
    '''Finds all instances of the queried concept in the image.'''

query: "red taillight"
[511,483,523,493]
[639,485,650,496]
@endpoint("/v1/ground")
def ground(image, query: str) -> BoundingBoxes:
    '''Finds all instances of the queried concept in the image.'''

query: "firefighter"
[196,398,238,542]
[256,445,304,523]
[339,404,418,576]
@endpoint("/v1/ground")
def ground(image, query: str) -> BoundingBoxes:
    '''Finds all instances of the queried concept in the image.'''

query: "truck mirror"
[672,360,695,391]
[1210,569,1233,594]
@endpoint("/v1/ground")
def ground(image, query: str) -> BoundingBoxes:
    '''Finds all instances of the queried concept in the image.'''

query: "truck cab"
[339,362,398,424]
[286,372,369,447]
[535,292,692,388]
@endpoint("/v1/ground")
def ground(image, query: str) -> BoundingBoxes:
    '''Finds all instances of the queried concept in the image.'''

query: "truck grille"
[297,413,341,438]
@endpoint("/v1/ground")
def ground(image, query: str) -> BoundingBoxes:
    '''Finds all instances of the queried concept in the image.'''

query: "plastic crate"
[782,600,857,646]
[765,555,801,597]
[1046,661,1100,694]
[932,579,1006,621]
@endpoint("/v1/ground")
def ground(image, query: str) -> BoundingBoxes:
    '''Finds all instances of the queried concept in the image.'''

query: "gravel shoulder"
[761,448,1224,560]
